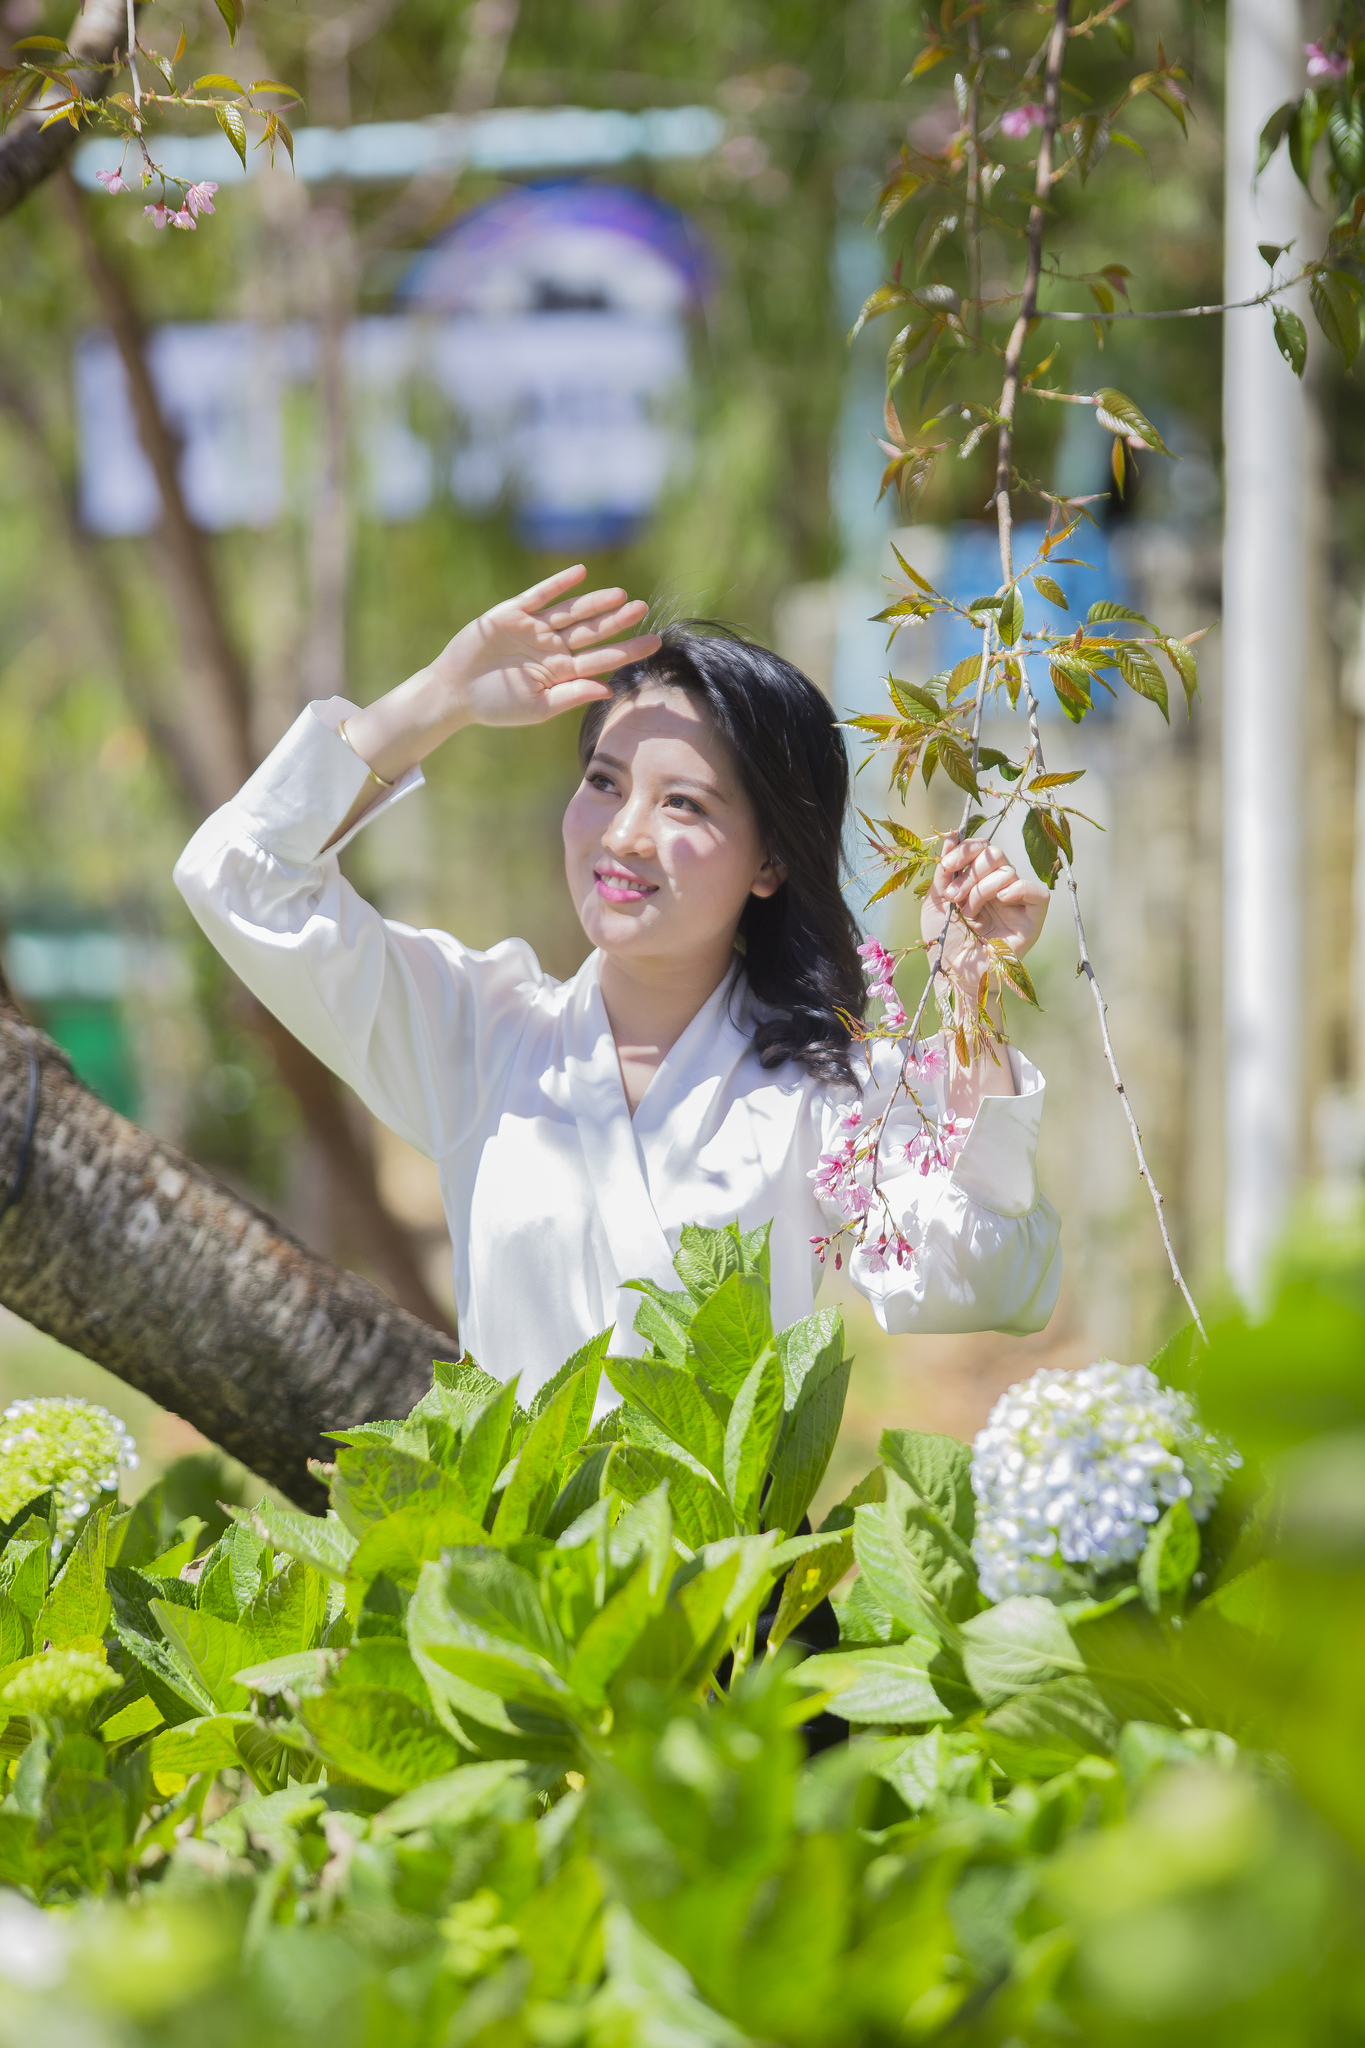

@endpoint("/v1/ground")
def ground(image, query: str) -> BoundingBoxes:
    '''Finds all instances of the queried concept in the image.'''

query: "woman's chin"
[577,898,662,953]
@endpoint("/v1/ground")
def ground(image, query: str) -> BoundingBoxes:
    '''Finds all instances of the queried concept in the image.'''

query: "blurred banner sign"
[75,185,707,552]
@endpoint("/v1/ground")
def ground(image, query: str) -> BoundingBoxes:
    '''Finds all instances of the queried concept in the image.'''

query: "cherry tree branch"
[0,0,133,221]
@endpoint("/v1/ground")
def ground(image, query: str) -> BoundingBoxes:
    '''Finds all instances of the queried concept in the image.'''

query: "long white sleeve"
[817,1040,1062,1337]
[173,701,545,1162]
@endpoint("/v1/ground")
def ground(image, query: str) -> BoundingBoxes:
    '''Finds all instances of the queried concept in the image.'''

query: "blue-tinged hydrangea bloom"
[0,1397,139,1550]
[970,1360,1235,1603]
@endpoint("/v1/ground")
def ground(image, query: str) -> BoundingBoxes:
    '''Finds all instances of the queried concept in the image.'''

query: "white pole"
[1223,0,1311,1301]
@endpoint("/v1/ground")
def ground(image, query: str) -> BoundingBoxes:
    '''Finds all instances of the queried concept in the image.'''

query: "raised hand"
[433,565,662,728]
[921,834,1050,996]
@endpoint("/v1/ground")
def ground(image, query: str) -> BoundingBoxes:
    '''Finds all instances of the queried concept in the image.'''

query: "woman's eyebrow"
[590,751,724,801]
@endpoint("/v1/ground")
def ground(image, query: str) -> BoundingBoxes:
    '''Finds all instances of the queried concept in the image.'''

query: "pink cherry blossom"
[1305,41,1349,79]
[186,181,218,218]
[143,203,170,229]
[169,207,197,231]
[96,167,130,194]
[1000,103,1047,139]
[909,1044,948,1081]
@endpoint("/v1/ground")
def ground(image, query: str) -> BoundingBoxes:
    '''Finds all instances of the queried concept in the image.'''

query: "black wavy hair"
[577,624,866,1082]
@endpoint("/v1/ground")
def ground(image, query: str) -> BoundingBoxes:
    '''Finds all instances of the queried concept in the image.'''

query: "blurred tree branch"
[0,992,447,1506]
[0,0,133,222]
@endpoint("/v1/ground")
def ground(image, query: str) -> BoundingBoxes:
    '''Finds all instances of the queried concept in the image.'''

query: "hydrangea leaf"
[959,1596,1084,1709]
[297,1685,467,1792]
[793,1642,952,1725]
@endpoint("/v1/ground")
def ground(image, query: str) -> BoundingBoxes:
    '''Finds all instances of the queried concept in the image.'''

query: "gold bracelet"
[337,718,396,789]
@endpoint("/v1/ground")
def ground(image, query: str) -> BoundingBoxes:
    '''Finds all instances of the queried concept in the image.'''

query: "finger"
[573,633,663,677]
[566,601,650,650]
[513,564,587,613]
[540,585,631,629]
[538,677,615,717]
[963,868,1018,915]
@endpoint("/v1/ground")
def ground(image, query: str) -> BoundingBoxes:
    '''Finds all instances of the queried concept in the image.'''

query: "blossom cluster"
[95,168,218,231]
[1305,41,1349,81]
[857,937,906,1031]
[0,1397,139,1551]
[2,1647,119,1720]
[970,1360,1234,1603]
[1000,103,1046,139]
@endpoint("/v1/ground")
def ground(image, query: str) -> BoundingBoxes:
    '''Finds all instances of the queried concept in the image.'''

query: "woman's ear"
[750,855,786,901]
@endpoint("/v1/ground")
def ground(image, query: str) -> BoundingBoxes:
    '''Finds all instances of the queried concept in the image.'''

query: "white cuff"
[230,699,424,865]
[950,1047,1045,1218]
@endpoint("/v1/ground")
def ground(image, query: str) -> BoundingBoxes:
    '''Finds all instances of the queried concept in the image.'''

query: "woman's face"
[563,683,782,974]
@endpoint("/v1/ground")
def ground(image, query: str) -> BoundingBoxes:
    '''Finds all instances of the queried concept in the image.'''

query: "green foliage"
[10,1225,1365,2044]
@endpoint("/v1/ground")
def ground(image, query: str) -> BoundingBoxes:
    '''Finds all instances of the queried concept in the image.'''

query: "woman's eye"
[587,773,616,793]
[664,794,702,815]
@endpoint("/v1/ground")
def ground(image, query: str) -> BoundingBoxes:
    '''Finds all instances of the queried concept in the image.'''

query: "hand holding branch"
[922,835,1050,1001]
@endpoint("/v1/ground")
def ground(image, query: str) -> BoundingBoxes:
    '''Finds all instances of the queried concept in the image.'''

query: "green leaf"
[626,1282,694,1365]
[672,1223,743,1303]
[409,1555,577,1721]
[687,1272,774,1397]
[1108,14,1134,55]
[1329,95,1365,182]
[493,1359,600,1542]
[350,1501,492,1590]
[794,1642,952,1725]
[1115,642,1169,721]
[149,1601,257,1713]
[568,1555,664,1708]
[763,1357,850,1538]
[1271,303,1306,385]
[150,1713,254,1779]
[605,1356,728,1483]
[211,0,243,44]
[982,1674,1119,1776]
[1311,266,1363,367]
[433,1354,504,1411]
[36,1503,110,1646]
[959,1596,1083,1708]
[997,586,1024,646]
[372,1758,533,1836]
[454,1377,522,1522]
[1034,574,1068,611]
[531,1331,612,1420]
[299,1686,466,1792]
[238,1554,329,1660]
[1256,98,1298,176]
[1022,806,1062,888]
[606,1443,736,1551]
[240,1501,357,1581]
[35,1771,125,1890]
[1094,386,1172,455]
[853,1496,961,1647]
[330,1441,473,1542]
[723,1349,787,1529]
[775,1307,844,1413]
[1086,599,1153,628]
[215,99,247,165]
[889,677,942,719]
[1137,1499,1201,1615]
[936,734,980,800]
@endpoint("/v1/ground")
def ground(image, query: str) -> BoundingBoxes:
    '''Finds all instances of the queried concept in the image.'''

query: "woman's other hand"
[433,565,661,728]
[921,834,1050,999]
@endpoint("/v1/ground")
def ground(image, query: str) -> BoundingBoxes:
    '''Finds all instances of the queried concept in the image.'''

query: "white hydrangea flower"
[970,1360,1235,1604]
[0,1396,139,1552]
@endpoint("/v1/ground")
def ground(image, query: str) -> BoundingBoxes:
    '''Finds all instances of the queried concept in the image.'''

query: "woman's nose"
[603,796,653,856]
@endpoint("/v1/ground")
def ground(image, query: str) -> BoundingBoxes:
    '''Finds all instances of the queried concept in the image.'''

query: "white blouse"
[174,702,1062,1402]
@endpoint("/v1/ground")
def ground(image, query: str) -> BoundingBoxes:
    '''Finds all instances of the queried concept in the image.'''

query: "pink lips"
[594,866,658,904]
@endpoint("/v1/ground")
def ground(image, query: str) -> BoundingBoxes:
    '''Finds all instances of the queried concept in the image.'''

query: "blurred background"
[0,0,1349,1506]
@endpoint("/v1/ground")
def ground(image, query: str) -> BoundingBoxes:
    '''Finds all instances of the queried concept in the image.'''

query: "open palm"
[921,835,1050,993]
[435,565,662,728]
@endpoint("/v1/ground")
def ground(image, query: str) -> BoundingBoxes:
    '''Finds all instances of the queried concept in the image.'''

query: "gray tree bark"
[0,0,131,223]
[0,998,449,1508]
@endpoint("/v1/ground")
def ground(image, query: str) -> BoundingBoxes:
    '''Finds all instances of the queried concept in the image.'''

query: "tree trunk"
[0,998,450,1508]
[0,0,131,222]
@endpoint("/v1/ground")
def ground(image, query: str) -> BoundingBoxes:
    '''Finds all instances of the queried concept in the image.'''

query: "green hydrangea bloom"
[0,1397,139,1548]
[2,1648,119,1718]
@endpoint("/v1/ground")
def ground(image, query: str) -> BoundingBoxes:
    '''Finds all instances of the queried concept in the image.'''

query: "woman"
[175,565,1060,1399]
